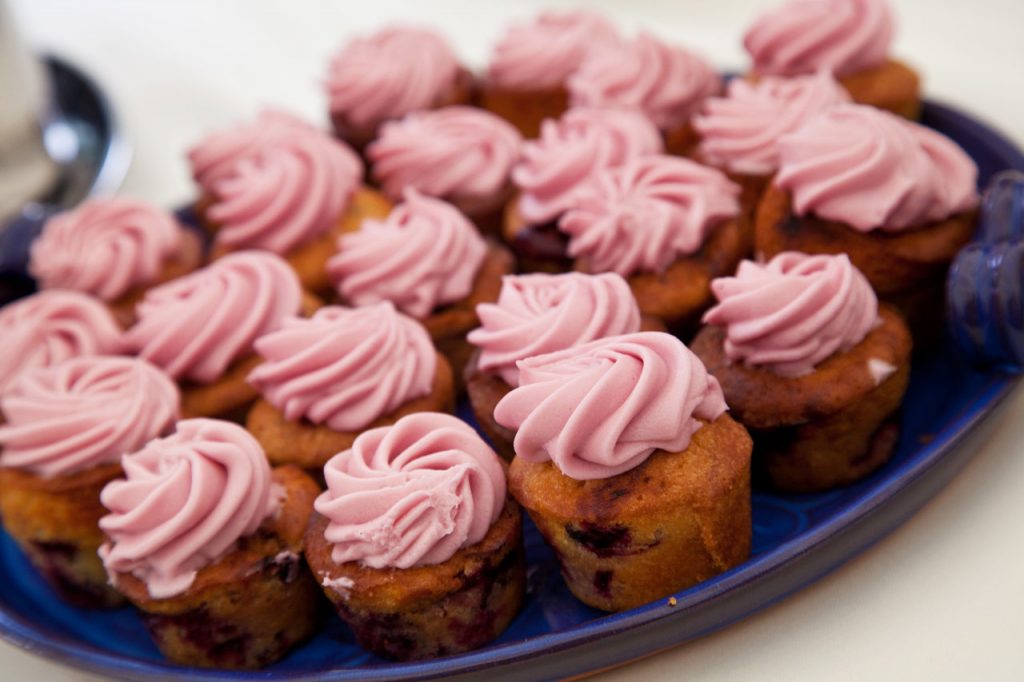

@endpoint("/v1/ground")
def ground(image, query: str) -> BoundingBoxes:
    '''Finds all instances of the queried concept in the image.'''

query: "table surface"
[4,1,1024,680]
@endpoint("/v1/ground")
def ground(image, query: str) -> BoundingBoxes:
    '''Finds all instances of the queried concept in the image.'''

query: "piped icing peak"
[775,104,979,231]
[703,252,879,376]
[494,332,727,480]
[125,251,302,383]
[328,190,486,319]
[486,10,620,91]
[693,71,850,176]
[99,418,278,599]
[744,0,894,78]
[248,303,437,431]
[560,155,740,276]
[514,107,664,225]
[314,412,506,569]
[207,126,362,254]
[29,198,184,301]
[0,290,123,395]
[326,25,461,133]
[187,109,315,196]
[468,272,642,386]
[0,356,178,478]
[567,31,719,132]
[369,106,522,203]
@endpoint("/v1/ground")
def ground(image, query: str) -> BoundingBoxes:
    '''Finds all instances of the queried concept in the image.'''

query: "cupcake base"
[109,466,322,669]
[509,414,752,612]
[839,58,921,120]
[478,83,568,139]
[0,462,125,607]
[305,498,525,661]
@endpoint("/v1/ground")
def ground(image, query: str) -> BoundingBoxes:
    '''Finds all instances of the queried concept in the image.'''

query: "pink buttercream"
[744,0,893,78]
[514,107,664,225]
[326,26,461,131]
[187,109,315,196]
[703,252,879,376]
[693,71,850,176]
[486,10,620,91]
[0,290,123,395]
[207,127,362,253]
[468,273,641,387]
[328,190,486,319]
[775,104,979,231]
[29,198,184,301]
[314,412,506,569]
[125,251,302,383]
[567,32,719,132]
[494,332,727,480]
[248,303,436,431]
[368,106,522,203]
[0,357,178,478]
[99,418,278,599]
[560,155,740,276]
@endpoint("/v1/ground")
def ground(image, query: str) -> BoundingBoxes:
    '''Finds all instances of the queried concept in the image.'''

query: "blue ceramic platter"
[0,101,1022,682]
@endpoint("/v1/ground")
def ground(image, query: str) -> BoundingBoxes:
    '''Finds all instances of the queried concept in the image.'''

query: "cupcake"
[480,10,620,138]
[327,190,514,390]
[505,107,664,273]
[196,117,392,294]
[692,252,913,491]
[0,289,123,396]
[325,25,474,151]
[124,250,310,421]
[567,31,720,156]
[368,106,522,234]
[559,154,744,334]
[246,302,455,472]
[28,198,204,326]
[464,272,646,459]
[304,412,525,661]
[691,71,850,255]
[0,356,178,607]
[743,0,921,118]
[756,103,979,338]
[98,419,321,669]
[495,332,752,612]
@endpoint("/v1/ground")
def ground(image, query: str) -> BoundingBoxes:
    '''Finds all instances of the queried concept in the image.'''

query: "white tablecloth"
[4,1,1024,679]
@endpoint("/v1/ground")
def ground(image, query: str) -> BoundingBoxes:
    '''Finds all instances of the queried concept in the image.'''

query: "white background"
[3,1,1024,680]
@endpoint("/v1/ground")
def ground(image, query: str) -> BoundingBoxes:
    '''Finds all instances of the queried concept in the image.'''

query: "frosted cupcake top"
[0,356,178,478]
[703,252,879,376]
[315,412,506,569]
[494,332,727,480]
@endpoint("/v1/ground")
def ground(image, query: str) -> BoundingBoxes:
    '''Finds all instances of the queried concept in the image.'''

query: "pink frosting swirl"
[468,273,642,387]
[568,32,719,132]
[514,107,664,225]
[560,155,740,276]
[98,418,278,599]
[693,71,850,176]
[328,190,486,319]
[744,0,893,78]
[494,332,727,480]
[326,26,460,132]
[29,198,184,301]
[368,106,522,203]
[315,412,505,569]
[248,303,436,431]
[486,10,620,91]
[0,290,123,395]
[0,357,178,478]
[703,252,879,376]
[187,109,316,196]
[207,127,362,253]
[775,104,979,231]
[125,251,302,383]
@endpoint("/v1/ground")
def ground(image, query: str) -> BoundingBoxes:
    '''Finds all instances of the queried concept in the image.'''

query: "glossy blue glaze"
[0,101,1022,681]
